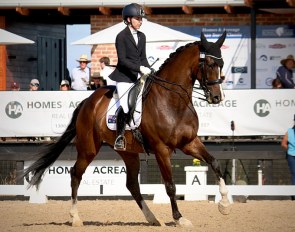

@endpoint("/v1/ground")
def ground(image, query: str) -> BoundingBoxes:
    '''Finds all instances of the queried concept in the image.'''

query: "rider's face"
[129,16,142,30]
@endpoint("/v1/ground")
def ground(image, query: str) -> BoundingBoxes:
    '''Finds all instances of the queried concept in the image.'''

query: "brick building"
[90,13,295,73]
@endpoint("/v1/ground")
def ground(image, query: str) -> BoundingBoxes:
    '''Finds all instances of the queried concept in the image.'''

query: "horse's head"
[197,31,226,104]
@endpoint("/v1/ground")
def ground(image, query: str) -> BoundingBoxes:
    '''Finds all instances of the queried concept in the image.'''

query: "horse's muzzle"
[212,95,222,104]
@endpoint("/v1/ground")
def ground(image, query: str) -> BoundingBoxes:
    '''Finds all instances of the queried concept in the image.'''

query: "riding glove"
[140,66,151,75]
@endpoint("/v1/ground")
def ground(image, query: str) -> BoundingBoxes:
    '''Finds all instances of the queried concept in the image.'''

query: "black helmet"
[122,3,146,22]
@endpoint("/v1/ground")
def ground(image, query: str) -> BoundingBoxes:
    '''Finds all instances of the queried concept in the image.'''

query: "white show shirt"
[101,66,116,86]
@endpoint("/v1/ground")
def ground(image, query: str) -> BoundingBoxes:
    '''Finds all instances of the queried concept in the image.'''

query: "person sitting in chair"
[109,3,151,151]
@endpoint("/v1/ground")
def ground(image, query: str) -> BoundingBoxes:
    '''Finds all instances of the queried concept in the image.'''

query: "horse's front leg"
[155,148,193,228]
[118,151,161,226]
[182,137,231,215]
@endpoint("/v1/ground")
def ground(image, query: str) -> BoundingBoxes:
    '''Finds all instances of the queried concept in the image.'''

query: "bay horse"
[24,31,231,228]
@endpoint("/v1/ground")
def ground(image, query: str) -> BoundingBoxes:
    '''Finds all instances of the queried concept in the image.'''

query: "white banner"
[1,91,91,137]
[24,160,129,196]
[0,90,294,137]
[193,89,294,136]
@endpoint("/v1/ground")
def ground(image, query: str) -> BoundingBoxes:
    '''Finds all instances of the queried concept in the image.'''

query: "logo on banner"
[258,55,267,61]
[269,56,281,61]
[5,101,23,119]
[269,44,286,49]
[254,100,271,117]
[231,66,247,73]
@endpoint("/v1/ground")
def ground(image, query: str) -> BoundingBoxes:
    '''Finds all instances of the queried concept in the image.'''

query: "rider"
[109,3,151,151]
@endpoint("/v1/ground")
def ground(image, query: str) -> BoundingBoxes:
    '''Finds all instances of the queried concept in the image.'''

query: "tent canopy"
[72,19,198,45]
[0,29,34,45]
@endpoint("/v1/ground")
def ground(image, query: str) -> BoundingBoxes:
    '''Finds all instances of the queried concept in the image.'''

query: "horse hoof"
[175,217,194,228]
[218,201,231,215]
[149,219,162,226]
[72,219,83,227]
[71,215,83,227]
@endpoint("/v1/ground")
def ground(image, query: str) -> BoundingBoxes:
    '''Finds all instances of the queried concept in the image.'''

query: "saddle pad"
[106,94,143,131]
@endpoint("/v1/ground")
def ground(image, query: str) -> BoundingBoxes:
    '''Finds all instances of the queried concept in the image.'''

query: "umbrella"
[72,18,198,45]
[0,28,34,45]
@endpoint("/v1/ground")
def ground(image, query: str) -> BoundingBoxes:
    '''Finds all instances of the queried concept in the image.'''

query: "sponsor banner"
[171,25,251,89]
[146,41,189,71]
[193,89,294,136]
[0,90,294,137]
[256,25,295,38]
[1,91,91,137]
[171,25,295,89]
[256,26,295,88]
[24,160,129,196]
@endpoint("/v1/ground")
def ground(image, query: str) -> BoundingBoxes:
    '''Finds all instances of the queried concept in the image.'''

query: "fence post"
[258,169,263,185]
[184,166,208,200]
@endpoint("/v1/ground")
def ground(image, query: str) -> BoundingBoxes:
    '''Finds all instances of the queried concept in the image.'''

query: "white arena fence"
[0,89,294,137]
[0,160,294,204]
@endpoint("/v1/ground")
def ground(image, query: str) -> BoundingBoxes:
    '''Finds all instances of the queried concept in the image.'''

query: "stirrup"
[114,135,126,151]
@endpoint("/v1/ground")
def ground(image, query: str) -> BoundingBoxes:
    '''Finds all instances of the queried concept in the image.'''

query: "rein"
[144,50,224,106]
[143,73,198,118]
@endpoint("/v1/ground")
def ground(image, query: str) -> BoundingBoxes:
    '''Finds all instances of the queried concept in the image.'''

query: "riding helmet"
[122,3,146,22]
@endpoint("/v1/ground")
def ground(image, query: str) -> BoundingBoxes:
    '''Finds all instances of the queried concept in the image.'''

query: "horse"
[24,31,231,228]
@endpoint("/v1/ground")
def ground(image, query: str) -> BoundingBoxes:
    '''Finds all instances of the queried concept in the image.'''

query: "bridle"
[197,52,224,101]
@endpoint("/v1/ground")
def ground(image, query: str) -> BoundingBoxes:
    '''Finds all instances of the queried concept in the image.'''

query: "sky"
[66,24,91,74]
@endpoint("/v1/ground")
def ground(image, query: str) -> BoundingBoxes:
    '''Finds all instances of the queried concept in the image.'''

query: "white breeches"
[116,82,133,113]
[116,81,143,114]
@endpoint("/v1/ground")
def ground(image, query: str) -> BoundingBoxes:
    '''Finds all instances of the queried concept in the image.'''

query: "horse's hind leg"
[70,145,99,226]
[117,151,161,226]
[182,137,231,215]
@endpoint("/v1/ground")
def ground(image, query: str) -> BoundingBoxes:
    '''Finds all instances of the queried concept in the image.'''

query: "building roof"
[0,0,293,16]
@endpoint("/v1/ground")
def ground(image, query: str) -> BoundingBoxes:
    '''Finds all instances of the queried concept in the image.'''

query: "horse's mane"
[156,41,201,72]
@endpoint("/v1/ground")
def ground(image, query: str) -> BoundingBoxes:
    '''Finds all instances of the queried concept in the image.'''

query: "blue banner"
[170,26,250,39]
[256,25,295,38]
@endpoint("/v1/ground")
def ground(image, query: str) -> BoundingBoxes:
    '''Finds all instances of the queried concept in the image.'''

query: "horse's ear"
[215,31,227,48]
[201,32,210,50]
[200,32,207,43]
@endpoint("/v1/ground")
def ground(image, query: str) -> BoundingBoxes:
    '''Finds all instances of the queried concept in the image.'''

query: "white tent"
[0,29,34,45]
[72,18,198,45]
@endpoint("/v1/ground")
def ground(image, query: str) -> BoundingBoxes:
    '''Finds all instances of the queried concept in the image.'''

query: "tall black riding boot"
[114,107,127,151]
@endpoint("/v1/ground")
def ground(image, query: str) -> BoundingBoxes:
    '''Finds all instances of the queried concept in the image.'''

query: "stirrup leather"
[114,135,126,151]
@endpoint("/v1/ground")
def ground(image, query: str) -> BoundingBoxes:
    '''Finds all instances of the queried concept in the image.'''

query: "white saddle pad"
[106,93,143,131]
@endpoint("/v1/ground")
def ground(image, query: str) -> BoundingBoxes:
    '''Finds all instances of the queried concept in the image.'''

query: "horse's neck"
[147,71,194,110]
[147,44,197,106]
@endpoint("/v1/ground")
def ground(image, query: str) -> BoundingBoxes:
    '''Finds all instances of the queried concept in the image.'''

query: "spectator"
[276,55,295,89]
[99,56,116,86]
[88,72,104,90]
[71,54,91,90]
[29,79,39,91]
[271,78,282,89]
[64,68,71,86]
[60,80,70,91]
[11,81,20,91]
[281,114,295,200]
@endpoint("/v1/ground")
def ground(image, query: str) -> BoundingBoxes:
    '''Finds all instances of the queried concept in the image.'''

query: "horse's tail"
[23,98,87,189]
